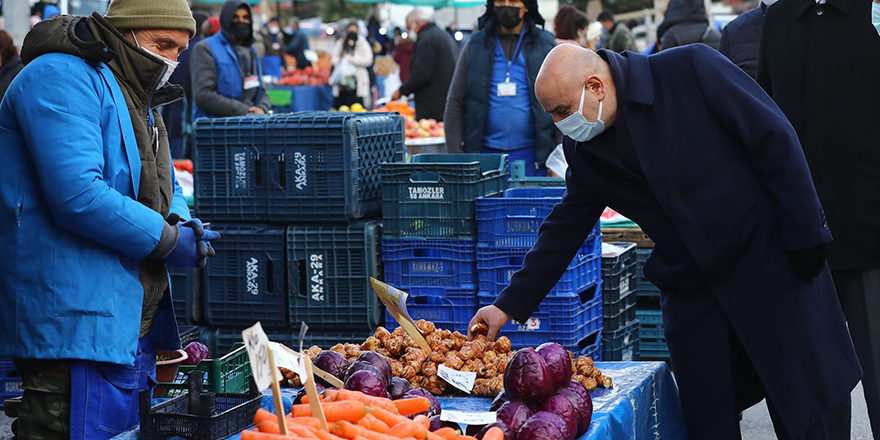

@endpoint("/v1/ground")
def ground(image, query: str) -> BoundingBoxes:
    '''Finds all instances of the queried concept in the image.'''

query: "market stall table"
[113,361,686,440]
[266,85,334,113]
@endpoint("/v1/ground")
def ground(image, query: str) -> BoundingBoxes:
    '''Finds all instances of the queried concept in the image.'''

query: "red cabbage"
[503,348,554,404]
[517,412,573,440]
[536,342,573,390]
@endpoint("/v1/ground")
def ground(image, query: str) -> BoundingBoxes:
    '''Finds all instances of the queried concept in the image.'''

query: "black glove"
[786,243,829,282]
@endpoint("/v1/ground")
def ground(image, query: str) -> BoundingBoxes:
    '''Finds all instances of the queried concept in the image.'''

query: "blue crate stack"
[600,242,640,361]
[474,188,603,357]
[634,247,671,360]
[380,154,508,334]
[0,360,22,409]
[193,112,404,348]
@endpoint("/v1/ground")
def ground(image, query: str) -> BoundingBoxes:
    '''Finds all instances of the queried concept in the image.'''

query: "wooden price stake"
[277,344,344,388]
[297,322,328,431]
[241,322,288,434]
[370,278,431,352]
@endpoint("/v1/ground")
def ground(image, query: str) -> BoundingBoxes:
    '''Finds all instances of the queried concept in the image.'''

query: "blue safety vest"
[193,32,263,120]
[482,31,536,151]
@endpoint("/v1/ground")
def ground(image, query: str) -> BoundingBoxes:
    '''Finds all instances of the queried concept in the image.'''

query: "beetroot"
[314,350,350,385]
[517,412,572,440]
[357,351,393,385]
[403,387,441,417]
[539,394,579,436]
[553,389,592,436]
[475,422,514,440]
[536,342,573,390]
[495,400,532,433]
[344,370,387,397]
[182,342,209,365]
[503,348,554,404]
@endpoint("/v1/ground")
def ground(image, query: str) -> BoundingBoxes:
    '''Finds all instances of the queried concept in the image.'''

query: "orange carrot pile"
[240,389,470,440]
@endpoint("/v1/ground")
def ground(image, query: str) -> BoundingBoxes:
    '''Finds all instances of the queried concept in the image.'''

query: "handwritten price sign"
[371,278,431,352]
[241,322,277,392]
[438,364,477,393]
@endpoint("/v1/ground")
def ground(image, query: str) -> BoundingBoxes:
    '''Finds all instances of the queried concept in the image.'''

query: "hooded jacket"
[0,13,190,364]
[0,55,23,98]
[191,0,270,118]
[657,0,721,50]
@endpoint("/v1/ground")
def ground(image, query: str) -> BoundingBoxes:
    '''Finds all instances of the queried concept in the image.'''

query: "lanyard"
[496,28,526,83]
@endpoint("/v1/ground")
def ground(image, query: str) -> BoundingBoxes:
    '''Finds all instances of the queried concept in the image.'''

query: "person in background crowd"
[42,4,59,19]
[29,2,46,28]
[597,10,637,53]
[284,17,310,70]
[444,0,557,176]
[718,0,772,80]
[259,16,286,77]
[759,0,880,437]
[656,0,720,50]
[0,30,23,98]
[330,22,373,108]
[0,0,220,437]
[162,11,208,159]
[471,42,862,440]
[585,21,603,51]
[392,27,414,82]
[553,6,589,47]
[391,10,459,121]
[191,0,270,119]
[203,16,220,38]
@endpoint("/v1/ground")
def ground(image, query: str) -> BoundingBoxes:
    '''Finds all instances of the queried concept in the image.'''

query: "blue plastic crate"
[287,222,384,332]
[385,290,477,335]
[636,309,669,358]
[203,224,287,328]
[477,281,602,351]
[382,154,508,239]
[636,248,661,297]
[194,112,404,222]
[578,330,603,361]
[168,266,197,325]
[382,239,477,293]
[508,160,566,188]
[477,239,601,298]
[602,320,640,361]
[0,360,22,409]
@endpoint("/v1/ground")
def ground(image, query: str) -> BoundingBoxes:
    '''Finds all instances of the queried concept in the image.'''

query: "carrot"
[255,408,279,427]
[432,428,458,440]
[301,394,327,404]
[393,398,430,416]
[457,436,478,440]
[332,421,414,440]
[288,416,322,430]
[315,430,349,440]
[333,389,398,413]
[386,421,427,439]
[481,427,504,440]
[241,429,308,440]
[363,414,390,433]
[412,415,429,431]
[287,423,320,439]
[256,420,281,434]
[358,416,373,431]
[369,407,412,428]
[426,432,446,440]
[291,401,369,423]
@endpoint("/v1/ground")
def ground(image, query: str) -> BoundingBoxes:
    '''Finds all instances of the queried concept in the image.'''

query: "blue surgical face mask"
[872,2,880,35]
[554,84,605,142]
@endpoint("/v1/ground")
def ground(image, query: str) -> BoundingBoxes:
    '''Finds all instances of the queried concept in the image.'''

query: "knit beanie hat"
[104,0,197,38]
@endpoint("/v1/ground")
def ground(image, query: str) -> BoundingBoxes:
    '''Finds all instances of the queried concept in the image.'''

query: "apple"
[427,119,438,129]
[419,119,432,130]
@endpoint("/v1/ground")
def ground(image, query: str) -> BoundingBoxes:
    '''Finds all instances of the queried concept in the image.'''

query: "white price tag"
[438,364,477,393]
[440,410,497,426]
[526,318,541,330]
[241,322,274,392]
[371,278,431,352]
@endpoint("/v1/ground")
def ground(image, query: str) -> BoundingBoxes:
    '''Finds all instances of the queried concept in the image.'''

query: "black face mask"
[231,21,252,43]
[496,6,523,29]
[347,31,358,41]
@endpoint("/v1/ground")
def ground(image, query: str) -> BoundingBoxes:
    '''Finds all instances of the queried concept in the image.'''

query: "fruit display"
[275,320,610,399]
[333,103,367,113]
[405,118,444,140]
[374,101,415,119]
[277,66,331,86]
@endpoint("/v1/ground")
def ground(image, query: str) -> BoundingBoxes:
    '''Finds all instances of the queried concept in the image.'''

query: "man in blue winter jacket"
[0,0,220,437]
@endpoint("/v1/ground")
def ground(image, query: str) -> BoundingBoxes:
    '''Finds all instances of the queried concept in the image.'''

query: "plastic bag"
[545,144,568,177]
[329,59,357,89]
[383,70,402,99]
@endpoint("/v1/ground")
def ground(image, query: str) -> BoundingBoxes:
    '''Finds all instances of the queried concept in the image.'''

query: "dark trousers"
[333,89,362,109]
[661,287,835,439]
[831,267,880,439]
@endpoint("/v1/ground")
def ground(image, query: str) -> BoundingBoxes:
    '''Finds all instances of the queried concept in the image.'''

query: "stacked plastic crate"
[600,243,639,361]
[635,248,670,360]
[474,188,604,359]
[192,112,404,353]
[380,154,509,334]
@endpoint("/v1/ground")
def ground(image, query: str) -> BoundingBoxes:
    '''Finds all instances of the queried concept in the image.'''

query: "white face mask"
[555,84,605,142]
[577,29,588,46]
[873,2,880,36]
[132,31,179,89]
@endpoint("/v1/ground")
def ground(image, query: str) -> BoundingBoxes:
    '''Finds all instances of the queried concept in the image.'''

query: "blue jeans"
[69,335,157,440]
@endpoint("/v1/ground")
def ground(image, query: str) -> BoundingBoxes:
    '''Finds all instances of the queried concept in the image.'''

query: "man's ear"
[586,76,605,101]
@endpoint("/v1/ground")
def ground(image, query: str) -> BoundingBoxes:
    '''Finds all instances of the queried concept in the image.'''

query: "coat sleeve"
[12,56,166,259]
[399,35,437,96]
[493,140,605,323]
[169,167,191,221]
[690,44,832,251]
[191,42,250,117]
[350,40,374,68]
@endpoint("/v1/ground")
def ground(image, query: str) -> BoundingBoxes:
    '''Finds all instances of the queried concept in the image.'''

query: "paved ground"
[0,383,873,439]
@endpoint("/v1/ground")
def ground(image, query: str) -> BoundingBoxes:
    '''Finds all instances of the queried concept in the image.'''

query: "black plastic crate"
[602,320,640,362]
[382,239,477,293]
[382,154,508,239]
[179,325,201,347]
[138,372,261,440]
[194,112,404,222]
[203,224,287,328]
[636,248,661,297]
[287,221,383,332]
[169,266,199,325]
[603,294,637,331]
[601,242,637,303]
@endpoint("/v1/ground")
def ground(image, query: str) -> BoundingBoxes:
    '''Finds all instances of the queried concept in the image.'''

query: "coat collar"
[599,49,654,106]
[796,0,854,18]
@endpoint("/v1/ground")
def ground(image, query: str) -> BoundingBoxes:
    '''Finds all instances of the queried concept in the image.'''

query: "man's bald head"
[536,44,616,126]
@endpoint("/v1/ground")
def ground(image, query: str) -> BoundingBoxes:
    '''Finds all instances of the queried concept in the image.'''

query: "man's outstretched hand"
[468,305,511,341]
